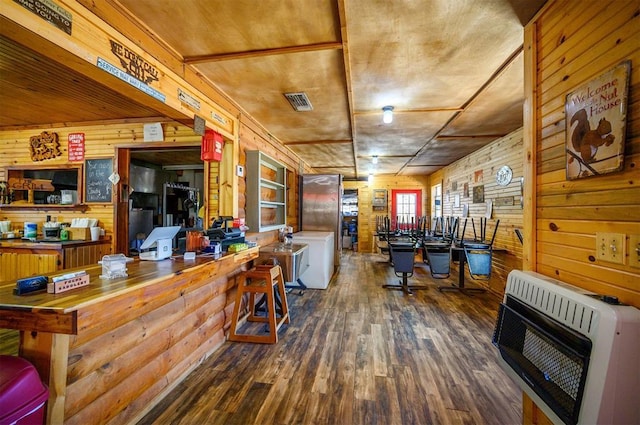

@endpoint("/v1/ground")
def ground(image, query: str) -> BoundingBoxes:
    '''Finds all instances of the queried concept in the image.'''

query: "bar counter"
[0,246,259,424]
[0,238,112,282]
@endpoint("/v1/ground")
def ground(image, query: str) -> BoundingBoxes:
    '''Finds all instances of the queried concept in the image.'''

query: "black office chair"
[423,243,451,278]
[383,242,429,295]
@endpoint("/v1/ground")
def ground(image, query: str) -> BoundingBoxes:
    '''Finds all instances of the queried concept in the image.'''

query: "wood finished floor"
[138,251,522,425]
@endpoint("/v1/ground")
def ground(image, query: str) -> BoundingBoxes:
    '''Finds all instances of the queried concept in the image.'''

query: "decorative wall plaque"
[496,165,513,186]
[565,60,630,180]
[29,131,61,161]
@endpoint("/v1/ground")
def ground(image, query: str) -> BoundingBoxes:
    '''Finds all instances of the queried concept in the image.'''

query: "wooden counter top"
[0,246,259,332]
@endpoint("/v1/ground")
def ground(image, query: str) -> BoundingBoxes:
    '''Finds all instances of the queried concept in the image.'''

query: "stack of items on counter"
[13,270,89,295]
[0,221,15,239]
[66,217,102,241]
[42,220,60,238]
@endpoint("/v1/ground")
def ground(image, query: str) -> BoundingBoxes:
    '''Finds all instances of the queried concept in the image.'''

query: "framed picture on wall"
[372,189,387,209]
[565,60,630,180]
[473,185,484,203]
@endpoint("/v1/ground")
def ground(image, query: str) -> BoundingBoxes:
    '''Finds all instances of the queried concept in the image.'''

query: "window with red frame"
[391,189,422,231]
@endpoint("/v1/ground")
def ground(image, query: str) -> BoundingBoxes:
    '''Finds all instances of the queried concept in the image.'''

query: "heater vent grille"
[284,92,313,111]
[505,273,598,337]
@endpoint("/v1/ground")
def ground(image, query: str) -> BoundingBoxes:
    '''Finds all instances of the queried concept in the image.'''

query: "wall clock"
[496,165,513,186]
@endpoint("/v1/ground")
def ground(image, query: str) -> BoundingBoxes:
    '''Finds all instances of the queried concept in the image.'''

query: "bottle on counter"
[60,226,69,241]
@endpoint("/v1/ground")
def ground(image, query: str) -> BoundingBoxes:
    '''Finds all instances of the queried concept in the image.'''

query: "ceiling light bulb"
[368,173,374,183]
[372,155,378,164]
[382,106,394,124]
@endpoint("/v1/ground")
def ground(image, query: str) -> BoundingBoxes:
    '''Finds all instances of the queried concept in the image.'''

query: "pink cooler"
[0,356,48,425]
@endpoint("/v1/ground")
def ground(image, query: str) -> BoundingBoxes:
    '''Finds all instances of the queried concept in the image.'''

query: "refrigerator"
[299,174,342,268]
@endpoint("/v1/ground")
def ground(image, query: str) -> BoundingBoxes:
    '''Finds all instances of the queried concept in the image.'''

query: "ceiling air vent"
[284,92,313,111]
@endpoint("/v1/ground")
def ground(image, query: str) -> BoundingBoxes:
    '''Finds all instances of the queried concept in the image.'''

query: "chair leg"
[265,284,278,344]
[228,281,246,341]
[275,271,290,324]
[383,272,429,295]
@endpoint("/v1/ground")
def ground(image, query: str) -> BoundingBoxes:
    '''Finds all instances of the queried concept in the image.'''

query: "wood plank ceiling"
[0,0,545,177]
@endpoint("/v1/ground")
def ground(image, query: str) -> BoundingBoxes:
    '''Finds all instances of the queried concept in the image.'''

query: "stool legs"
[228,265,289,344]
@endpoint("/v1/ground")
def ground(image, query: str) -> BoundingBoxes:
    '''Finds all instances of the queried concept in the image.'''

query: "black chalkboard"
[84,158,113,203]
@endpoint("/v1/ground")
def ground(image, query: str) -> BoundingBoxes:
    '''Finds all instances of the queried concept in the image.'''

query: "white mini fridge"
[294,231,335,289]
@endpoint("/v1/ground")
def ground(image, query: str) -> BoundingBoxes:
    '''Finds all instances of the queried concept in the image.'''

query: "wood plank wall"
[531,0,640,307]
[343,175,430,253]
[0,122,202,252]
[430,129,524,294]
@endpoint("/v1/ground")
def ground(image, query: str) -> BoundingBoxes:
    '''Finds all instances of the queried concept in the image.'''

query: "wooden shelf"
[246,151,287,232]
[0,204,89,212]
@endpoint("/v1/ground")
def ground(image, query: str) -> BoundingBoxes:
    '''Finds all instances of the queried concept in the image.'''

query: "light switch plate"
[629,234,640,269]
[596,232,625,264]
[236,165,244,177]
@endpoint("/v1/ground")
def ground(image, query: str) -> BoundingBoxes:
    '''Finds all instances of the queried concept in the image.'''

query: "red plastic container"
[0,356,48,425]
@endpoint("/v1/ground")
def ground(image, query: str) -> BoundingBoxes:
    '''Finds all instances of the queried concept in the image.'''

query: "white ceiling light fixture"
[368,172,374,183]
[382,105,394,124]
[372,155,378,164]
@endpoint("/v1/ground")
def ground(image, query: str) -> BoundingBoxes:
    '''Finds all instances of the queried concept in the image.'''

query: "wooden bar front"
[0,247,259,424]
[0,239,112,282]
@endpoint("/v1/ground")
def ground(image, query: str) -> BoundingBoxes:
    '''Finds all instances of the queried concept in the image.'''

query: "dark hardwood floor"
[138,251,522,425]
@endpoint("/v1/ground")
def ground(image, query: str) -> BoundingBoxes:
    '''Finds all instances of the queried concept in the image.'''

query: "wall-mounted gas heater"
[493,270,640,425]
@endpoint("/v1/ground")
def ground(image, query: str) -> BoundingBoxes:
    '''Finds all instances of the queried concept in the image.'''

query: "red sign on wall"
[201,129,224,162]
[68,133,85,161]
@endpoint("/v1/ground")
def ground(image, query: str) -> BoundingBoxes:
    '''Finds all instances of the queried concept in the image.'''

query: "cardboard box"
[68,227,91,241]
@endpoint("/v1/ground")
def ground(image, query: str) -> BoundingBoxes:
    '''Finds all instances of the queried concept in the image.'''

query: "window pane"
[396,193,417,229]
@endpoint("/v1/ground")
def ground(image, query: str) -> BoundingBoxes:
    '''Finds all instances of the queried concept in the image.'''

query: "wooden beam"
[183,42,343,64]
[522,16,538,272]
[354,107,463,115]
[435,135,506,140]
[283,139,352,146]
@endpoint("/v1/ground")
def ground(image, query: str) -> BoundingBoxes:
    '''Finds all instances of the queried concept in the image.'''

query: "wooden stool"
[228,264,290,344]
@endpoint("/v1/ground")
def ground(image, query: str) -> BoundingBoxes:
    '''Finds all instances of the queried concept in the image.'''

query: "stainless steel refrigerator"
[300,174,343,266]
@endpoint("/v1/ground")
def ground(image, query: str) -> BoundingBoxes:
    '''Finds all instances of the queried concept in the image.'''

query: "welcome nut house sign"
[565,61,630,180]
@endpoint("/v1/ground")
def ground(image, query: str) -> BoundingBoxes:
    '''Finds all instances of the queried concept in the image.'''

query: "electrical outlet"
[629,234,640,269]
[596,232,625,265]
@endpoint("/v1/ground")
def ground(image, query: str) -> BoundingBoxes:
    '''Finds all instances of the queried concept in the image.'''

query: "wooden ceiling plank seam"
[336,0,359,179]
[353,107,464,115]
[183,42,343,64]
[283,139,352,145]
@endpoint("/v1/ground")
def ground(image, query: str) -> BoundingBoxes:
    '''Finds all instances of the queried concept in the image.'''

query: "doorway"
[391,189,422,231]
[342,189,358,250]
[115,145,209,255]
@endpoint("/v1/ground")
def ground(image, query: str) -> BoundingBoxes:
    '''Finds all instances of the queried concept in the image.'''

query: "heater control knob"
[602,295,620,305]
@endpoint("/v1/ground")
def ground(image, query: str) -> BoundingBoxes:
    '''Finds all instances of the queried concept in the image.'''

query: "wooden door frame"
[390,189,422,229]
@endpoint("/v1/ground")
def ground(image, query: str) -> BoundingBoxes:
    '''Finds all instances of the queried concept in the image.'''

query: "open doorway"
[342,189,358,250]
[115,145,211,255]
